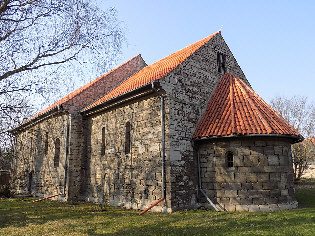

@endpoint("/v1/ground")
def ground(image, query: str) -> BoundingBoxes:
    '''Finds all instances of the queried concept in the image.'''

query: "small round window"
[226,151,234,168]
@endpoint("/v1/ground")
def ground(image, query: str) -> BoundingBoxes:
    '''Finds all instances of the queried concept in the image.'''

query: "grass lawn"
[0,187,314,236]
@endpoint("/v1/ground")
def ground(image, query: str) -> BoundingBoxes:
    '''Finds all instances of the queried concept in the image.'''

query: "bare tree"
[270,96,315,181]
[0,0,125,145]
[0,1,125,178]
[291,139,315,180]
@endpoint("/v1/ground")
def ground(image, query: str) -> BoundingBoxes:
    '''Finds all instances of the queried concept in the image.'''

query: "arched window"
[125,122,131,154]
[226,151,234,167]
[44,132,49,155]
[101,127,105,156]
[54,138,60,167]
[30,137,33,158]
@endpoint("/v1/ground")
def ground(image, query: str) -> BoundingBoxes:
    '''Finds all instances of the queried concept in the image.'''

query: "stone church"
[11,31,303,212]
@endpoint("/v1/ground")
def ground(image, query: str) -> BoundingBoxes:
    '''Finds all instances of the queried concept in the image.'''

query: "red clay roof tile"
[83,31,221,111]
[193,73,302,139]
[19,54,144,127]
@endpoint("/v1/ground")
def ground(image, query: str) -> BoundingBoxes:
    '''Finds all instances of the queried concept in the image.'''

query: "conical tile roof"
[193,73,302,140]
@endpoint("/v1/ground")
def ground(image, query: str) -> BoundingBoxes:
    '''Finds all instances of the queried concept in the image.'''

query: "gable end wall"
[160,33,248,211]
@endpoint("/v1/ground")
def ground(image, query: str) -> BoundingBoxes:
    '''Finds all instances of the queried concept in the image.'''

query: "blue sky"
[101,0,315,103]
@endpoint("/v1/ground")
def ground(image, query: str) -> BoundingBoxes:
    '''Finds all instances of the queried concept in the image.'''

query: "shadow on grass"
[81,209,315,236]
[0,198,131,229]
[0,188,314,235]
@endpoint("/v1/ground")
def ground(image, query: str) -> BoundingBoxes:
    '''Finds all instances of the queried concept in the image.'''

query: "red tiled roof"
[193,73,302,139]
[83,31,221,111]
[19,54,143,126]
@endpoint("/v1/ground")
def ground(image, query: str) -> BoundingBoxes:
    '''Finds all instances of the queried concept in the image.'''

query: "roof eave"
[10,105,65,134]
[193,133,304,144]
[81,80,162,116]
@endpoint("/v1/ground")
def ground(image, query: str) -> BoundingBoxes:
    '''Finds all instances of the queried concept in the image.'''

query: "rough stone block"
[255,141,266,147]
[246,173,257,182]
[264,146,275,155]
[270,189,281,198]
[268,155,279,166]
[256,173,269,182]
[248,205,260,212]
[258,205,271,212]
[241,183,253,190]
[274,146,282,155]
[215,175,226,183]
[258,156,268,166]
[224,204,236,211]
[237,190,248,198]
[218,197,230,204]
[252,183,263,190]
[234,156,243,167]
[279,155,289,166]
[267,197,279,204]
[253,198,265,205]
[281,189,288,196]
[235,172,246,182]
[252,146,264,154]
[170,150,182,161]
[235,204,249,211]
[262,183,277,190]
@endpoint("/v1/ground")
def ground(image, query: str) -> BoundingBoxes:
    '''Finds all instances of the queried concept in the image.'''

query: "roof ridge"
[229,77,236,134]
[60,54,143,103]
[82,31,221,111]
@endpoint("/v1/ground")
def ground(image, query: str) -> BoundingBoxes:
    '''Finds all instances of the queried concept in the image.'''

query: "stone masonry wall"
[13,113,67,199]
[12,55,147,200]
[84,94,171,212]
[198,136,297,211]
[159,33,248,211]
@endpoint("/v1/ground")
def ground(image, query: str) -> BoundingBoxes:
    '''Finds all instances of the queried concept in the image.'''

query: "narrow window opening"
[54,138,60,167]
[125,122,131,154]
[28,171,33,193]
[44,132,49,155]
[19,140,23,151]
[227,151,234,167]
[101,127,105,156]
[144,186,149,199]
[217,52,227,74]
[30,137,33,158]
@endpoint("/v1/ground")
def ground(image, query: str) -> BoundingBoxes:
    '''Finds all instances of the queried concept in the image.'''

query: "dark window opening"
[125,122,131,154]
[30,137,33,158]
[28,171,33,194]
[144,186,149,199]
[44,132,49,155]
[101,127,105,156]
[54,138,60,167]
[217,52,227,74]
[227,151,234,167]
